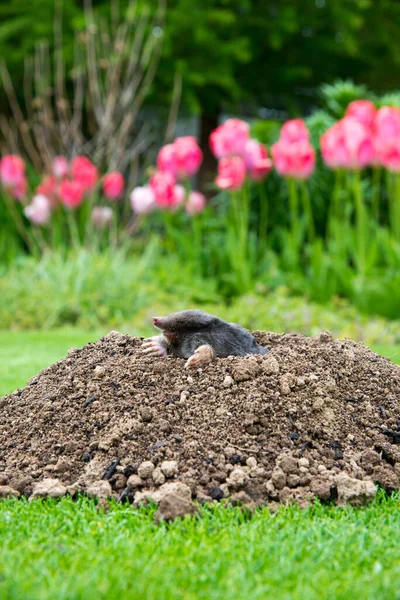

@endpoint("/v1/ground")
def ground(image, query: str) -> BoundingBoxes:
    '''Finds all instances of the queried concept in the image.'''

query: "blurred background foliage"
[3,0,400,186]
[2,0,400,118]
[2,1,400,332]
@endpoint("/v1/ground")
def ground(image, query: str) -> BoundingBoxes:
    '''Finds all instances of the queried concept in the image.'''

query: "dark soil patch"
[1,331,400,511]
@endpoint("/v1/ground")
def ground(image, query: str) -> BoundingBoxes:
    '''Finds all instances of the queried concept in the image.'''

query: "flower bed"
[2,99,400,318]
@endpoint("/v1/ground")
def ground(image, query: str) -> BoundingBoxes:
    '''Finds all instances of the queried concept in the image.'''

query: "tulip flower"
[185,191,206,215]
[280,119,310,143]
[174,136,203,178]
[91,206,113,228]
[272,120,316,245]
[130,186,156,214]
[149,171,178,208]
[174,184,186,206]
[0,155,25,187]
[0,155,26,198]
[71,156,98,192]
[320,117,374,170]
[59,180,85,208]
[271,139,316,179]
[36,176,58,206]
[210,119,250,158]
[157,137,203,179]
[24,195,51,225]
[215,156,246,191]
[374,106,400,172]
[52,156,69,179]
[243,140,273,181]
[10,177,28,200]
[103,172,124,200]
[157,144,178,177]
[345,100,376,131]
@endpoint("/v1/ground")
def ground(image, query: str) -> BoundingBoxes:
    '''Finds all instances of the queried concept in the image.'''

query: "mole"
[141,309,269,369]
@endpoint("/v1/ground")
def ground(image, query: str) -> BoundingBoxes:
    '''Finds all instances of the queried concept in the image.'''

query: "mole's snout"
[152,316,165,329]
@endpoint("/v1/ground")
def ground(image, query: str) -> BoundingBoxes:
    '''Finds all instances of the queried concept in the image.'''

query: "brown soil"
[1,330,400,511]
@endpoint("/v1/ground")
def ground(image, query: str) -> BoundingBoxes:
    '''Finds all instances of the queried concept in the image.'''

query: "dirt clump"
[1,330,400,512]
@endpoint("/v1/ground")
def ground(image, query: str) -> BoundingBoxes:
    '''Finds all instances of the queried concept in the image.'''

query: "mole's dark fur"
[153,309,269,359]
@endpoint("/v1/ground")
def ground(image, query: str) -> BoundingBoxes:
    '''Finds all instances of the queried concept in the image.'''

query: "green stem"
[395,174,400,242]
[111,208,119,250]
[51,205,63,252]
[258,182,268,246]
[353,170,366,274]
[287,178,299,241]
[385,170,396,236]
[163,210,177,252]
[229,189,250,291]
[65,209,81,250]
[241,181,250,264]
[328,170,343,235]
[83,192,97,249]
[231,190,241,243]
[371,167,381,223]
[4,194,38,255]
[191,213,202,270]
[301,181,315,242]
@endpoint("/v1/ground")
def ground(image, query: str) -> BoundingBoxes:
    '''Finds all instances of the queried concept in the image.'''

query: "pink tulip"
[174,184,186,206]
[320,117,374,170]
[52,156,69,179]
[0,155,25,188]
[36,176,58,205]
[280,119,310,143]
[345,100,376,131]
[157,144,178,177]
[10,177,28,200]
[149,171,177,208]
[271,138,316,179]
[91,206,113,228]
[157,137,203,179]
[103,172,124,200]
[375,106,400,141]
[24,195,51,225]
[185,191,206,215]
[174,136,203,177]
[210,119,250,158]
[130,186,156,214]
[374,106,400,171]
[59,180,85,208]
[215,156,246,191]
[71,156,98,192]
[243,139,273,181]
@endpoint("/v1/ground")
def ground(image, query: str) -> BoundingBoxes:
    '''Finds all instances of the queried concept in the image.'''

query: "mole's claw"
[142,336,159,344]
[140,337,167,357]
[185,345,215,369]
[184,355,198,369]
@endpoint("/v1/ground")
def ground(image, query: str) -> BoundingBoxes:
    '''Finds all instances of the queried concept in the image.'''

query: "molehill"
[1,330,400,519]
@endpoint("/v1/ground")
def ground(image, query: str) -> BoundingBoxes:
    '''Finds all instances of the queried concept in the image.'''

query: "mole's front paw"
[141,336,168,358]
[185,345,215,369]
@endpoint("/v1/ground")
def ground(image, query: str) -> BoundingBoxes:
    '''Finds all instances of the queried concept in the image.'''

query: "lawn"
[1,329,400,600]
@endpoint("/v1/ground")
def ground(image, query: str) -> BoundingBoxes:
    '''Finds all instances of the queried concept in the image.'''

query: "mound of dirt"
[1,331,400,514]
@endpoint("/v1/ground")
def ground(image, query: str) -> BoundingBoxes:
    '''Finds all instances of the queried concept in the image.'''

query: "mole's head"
[152,310,219,343]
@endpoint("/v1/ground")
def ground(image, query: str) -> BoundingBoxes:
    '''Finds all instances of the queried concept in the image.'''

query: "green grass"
[1,494,400,600]
[0,330,400,600]
[0,329,106,396]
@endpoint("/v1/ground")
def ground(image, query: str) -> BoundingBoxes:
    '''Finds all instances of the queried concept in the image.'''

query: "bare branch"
[165,71,183,143]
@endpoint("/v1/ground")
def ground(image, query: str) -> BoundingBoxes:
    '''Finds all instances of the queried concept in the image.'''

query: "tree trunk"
[198,111,219,198]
